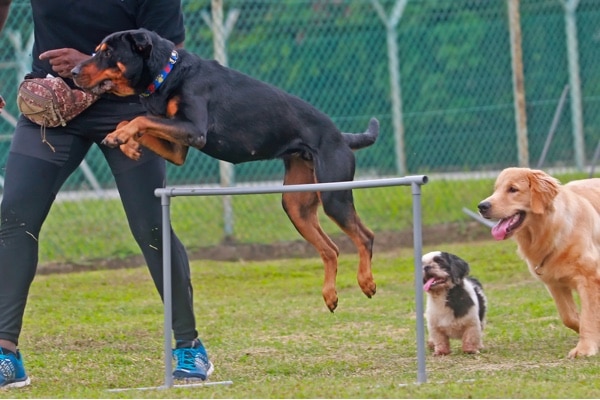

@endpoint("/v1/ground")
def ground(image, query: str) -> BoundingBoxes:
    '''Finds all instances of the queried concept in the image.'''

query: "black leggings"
[0,102,198,345]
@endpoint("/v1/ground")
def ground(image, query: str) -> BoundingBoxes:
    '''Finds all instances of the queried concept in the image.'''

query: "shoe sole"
[173,362,214,381]
[1,377,31,389]
[206,361,214,378]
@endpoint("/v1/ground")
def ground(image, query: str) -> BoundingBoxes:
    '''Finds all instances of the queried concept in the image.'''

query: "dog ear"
[529,169,560,214]
[443,253,470,284]
[129,30,153,59]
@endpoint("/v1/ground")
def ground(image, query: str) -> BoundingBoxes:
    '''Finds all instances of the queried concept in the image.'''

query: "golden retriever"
[478,167,600,358]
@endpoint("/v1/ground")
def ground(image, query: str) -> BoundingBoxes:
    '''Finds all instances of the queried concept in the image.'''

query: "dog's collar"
[140,50,178,97]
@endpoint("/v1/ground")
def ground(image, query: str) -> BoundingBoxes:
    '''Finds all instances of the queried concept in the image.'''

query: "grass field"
[7,238,600,398]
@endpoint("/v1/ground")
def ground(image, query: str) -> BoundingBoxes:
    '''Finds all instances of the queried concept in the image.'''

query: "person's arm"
[0,0,11,33]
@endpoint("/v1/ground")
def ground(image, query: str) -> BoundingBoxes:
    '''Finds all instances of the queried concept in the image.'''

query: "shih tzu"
[422,251,487,355]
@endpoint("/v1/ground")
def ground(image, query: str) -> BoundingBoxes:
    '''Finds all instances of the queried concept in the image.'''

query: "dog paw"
[103,123,136,148]
[102,134,121,148]
[322,289,338,312]
[116,120,130,129]
[462,337,484,354]
[433,349,451,356]
[325,298,338,313]
[120,141,141,160]
[568,342,599,358]
[358,278,377,298]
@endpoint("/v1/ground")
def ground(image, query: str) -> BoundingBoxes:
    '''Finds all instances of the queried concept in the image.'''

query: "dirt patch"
[38,221,491,275]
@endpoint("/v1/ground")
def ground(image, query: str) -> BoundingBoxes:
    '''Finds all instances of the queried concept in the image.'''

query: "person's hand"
[39,48,91,78]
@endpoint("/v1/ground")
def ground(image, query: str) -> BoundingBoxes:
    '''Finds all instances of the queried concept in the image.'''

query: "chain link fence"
[0,0,599,265]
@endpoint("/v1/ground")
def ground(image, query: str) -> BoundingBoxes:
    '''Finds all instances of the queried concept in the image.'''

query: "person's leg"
[0,154,61,389]
[0,153,61,347]
[108,154,198,339]
[0,118,92,387]
[103,148,212,380]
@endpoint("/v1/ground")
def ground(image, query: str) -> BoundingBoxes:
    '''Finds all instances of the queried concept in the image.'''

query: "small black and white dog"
[422,251,487,356]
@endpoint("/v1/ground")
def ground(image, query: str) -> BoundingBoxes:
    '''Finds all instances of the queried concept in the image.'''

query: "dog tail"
[343,117,379,150]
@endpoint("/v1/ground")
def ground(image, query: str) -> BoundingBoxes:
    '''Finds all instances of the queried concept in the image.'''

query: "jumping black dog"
[72,28,379,312]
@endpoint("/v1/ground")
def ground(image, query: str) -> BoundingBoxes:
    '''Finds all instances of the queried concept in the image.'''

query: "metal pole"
[564,0,585,170]
[508,0,529,167]
[589,140,600,177]
[411,182,426,384]
[386,26,407,176]
[371,0,409,175]
[78,160,105,198]
[157,176,428,197]
[154,176,429,387]
[536,84,570,169]
[160,193,174,389]
[211,0,236,240]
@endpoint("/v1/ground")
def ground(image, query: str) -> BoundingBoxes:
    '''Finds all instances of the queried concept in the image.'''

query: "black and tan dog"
[72,28,379,312]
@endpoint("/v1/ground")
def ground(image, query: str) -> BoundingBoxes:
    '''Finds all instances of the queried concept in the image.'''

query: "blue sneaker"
[0,348,31,389]
[172,339,214,381]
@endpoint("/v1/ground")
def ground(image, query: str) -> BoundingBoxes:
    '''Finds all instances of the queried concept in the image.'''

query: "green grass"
[9,239,600,398]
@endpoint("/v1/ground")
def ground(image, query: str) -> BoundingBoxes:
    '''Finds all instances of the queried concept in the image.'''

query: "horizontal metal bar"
[107,380,234,392]
[155,176,428,198]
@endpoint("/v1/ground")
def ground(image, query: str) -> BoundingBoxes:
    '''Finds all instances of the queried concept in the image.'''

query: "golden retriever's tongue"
[423,277,436,292]
[491,218,510,240]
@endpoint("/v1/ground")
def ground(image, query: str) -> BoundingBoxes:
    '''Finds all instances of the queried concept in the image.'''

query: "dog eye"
[508,186,518,193]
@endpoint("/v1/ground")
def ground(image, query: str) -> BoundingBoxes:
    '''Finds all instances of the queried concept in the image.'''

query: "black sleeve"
[136,0,186,45]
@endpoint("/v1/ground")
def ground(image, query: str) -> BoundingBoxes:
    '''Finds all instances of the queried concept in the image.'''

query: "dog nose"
[478,201,491,214]
[423,265,431,273]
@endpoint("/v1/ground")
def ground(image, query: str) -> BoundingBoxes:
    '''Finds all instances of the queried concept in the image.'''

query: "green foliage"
[12,240,600,398]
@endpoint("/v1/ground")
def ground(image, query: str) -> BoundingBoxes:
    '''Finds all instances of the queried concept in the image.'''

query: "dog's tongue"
[423,277,436,292]
[491,218,510,240]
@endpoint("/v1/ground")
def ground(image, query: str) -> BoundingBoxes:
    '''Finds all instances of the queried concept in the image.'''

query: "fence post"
[507,0,529,168]
[206,0,240,240]
[371,0,408,175]
[564,0,585,170]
